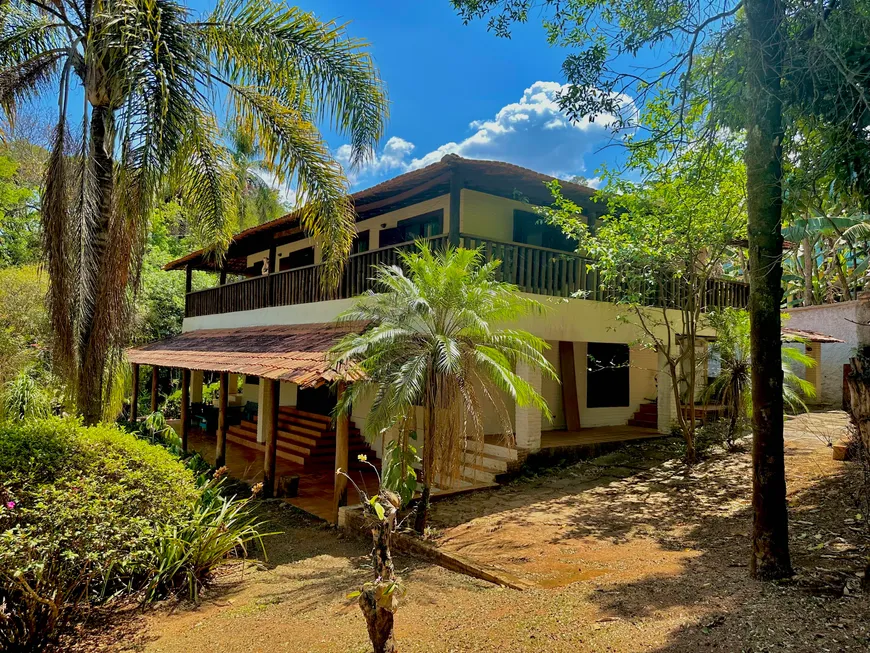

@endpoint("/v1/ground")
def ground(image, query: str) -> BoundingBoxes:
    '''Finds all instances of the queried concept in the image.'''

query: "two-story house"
[128,154,749,521]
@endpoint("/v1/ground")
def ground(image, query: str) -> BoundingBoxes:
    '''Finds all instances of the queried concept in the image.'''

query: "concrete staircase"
[225,405,380,471]
[434,435,517,489]
[627,402,658,429]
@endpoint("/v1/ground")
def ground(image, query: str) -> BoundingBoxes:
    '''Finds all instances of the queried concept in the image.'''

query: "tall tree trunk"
[745,0,792,580]
[802,237,814,307]
[413,397,436,533]
[79,105,115,425]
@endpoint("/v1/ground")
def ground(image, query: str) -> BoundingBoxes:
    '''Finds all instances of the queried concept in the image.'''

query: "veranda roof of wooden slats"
[126,323,366,387]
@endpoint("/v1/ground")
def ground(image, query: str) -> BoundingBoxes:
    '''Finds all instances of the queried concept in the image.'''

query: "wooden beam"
[130,363,140,423]
[180,368,191,453]
[448,168,463,247]
[150,366,159,414]
[216,371,229,468]
[262,378,279,498]
[332,381,349,524]
[559,341,581,431]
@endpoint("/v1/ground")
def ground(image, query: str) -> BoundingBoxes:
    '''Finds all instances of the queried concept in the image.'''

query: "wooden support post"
[559,341,581,431]
[185,265,193,294]
[332,381,350,524]
[219,268,227,286]
[130,363,140,423]
[448,167,463,247]
[267,244,277,306]
[262,378,279,498]
[150,366,159,414]
[180,368,191,453]
[216,371,229,468]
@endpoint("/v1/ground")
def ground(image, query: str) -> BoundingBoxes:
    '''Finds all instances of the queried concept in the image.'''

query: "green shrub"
[160,388,182,419]
[142,476,268,603]
[0,418,198,649]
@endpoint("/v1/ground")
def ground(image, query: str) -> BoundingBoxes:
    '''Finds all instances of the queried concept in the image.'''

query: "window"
[245,375,260,386]
[379,209,444,247]
[279,246,314,271]
[586,342,630,408]
[513,210,575,252]
[352,230,370,254]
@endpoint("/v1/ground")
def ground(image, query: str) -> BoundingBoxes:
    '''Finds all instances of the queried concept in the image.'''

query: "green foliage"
[706,308,816,445]
[332,242,556,529]
[2,0,388,422]
[381,431,420,507]
[0,154,40,268]
[546,140,747,305]
[0,417,267,649]
[2,368,56,420]
[141,476,268,603]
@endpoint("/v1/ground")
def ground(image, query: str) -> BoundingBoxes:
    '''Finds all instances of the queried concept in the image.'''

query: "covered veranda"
[126,323,369,523]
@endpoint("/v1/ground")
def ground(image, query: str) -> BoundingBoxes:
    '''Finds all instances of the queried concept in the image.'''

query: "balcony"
[184,234,749,319]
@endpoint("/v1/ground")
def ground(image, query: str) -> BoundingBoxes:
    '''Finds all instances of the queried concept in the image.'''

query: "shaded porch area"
[126,322,370,524]
[185,429,378,521]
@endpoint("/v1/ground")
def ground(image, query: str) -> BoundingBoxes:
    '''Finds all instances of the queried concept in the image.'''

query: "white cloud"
[336,136,416,184]
[336,81,630,188]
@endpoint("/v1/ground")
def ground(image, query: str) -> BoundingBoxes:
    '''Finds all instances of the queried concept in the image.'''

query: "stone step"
[464,438,518,461]
[461,450,509,472]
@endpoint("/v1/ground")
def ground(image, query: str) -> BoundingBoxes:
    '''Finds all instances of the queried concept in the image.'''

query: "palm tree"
[226,126,288,231]
[706,308,815,448]
[0,0,387,423]
[331,243,556,532]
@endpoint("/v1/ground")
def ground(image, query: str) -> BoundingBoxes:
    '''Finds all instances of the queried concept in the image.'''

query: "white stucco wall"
[784,302,858,406]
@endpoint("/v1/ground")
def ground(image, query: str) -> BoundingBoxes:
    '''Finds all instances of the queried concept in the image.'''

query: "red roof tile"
[781,327,844,343]
[126,323,365,387]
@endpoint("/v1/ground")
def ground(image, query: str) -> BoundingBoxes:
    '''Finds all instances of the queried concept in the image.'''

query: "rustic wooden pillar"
[180,368,191,453]
[333,382,350,524]
[130,363,140,423]
[216,371,229,468]
[559,341,581,431]
[219,268,227,286]
[185,265,193,293]
[448,168,463,247]
[150,366,159,413]
[262,378,279,498]
[267,244,277,306]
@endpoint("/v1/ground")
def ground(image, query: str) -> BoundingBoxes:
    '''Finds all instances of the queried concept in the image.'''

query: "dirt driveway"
[81,411,870,653]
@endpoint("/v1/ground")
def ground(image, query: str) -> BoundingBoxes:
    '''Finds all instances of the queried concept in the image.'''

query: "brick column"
[515,360,542,451]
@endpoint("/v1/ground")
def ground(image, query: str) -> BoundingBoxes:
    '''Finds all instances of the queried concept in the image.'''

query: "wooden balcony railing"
[184,233,749,318]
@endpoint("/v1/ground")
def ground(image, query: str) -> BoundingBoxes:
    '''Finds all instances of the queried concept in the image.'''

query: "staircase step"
[637,403,658,415]
[278,406,332,425]
[464,439,518,460]
[628,418,658,428]
[461,451,509,472]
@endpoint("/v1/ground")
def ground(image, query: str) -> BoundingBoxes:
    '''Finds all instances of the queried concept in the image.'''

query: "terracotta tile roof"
[781,327,844,343]
[126,323,365,387]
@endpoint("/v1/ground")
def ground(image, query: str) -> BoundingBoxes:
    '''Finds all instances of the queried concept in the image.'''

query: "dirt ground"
[76,411,870,653]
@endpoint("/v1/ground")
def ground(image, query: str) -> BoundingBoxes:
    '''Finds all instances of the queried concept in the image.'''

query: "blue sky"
[316,1,627,190]
[262,1,630,192]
